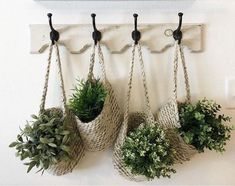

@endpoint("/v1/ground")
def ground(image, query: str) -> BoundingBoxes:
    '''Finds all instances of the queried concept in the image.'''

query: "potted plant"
[10,109,72,174]
[9,43,84,175]
[158,43,198,163]
[69,78,107,123]
[178,98,233,152]
[113,43,176,181]
[121,123,176,180]
[68,43,121,151]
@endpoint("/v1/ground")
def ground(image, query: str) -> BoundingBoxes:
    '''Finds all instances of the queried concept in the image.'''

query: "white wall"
[0,0,235,185]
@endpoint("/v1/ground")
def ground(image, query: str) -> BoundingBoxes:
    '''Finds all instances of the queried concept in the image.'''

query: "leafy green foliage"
[68,79,107,123]
[121,123,176,180]
[9,108,71,174]
[178,98,233,152]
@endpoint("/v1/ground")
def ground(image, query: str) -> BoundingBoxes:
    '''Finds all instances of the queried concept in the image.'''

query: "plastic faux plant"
[9,108,71,174]
[178,98,233,152]
[121,123,176,180]
[68,79,107,123]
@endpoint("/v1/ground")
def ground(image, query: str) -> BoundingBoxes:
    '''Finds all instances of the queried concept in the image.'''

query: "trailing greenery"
[121,123,176,180]
[178,98,233,152]
[9,108,72,174]
[68,79,107,123]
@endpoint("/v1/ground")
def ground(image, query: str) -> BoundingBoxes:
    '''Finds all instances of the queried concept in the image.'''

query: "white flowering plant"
[178,98,233,152]
[121,123,176,180]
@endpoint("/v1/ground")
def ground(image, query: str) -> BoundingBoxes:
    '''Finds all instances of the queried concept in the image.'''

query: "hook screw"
[47,13,59,45]
[91,13,101,45]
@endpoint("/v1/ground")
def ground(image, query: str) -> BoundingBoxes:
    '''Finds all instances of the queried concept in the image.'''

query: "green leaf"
[62,135,70,144]
[48,118,56,124]
[40,138,49,144]
[35,167,44,174]
[27,161,36,173]
[60,130,70,135]
[43,161,50,170]
[185,133,194,144]
[17,135,23,142]
[48,138,55,143]
[31,114,38,119]
[9,142,19,148]
[21,152,29,160]
[60,145,70,153]
[55,135,62,140]
[48,143,57,148]
[36,144,44,149]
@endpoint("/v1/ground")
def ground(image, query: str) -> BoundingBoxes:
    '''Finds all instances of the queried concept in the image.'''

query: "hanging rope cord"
[173,43,191,103]
[39,42,67,114]
[87,42,107,83]
[123,43,154,125]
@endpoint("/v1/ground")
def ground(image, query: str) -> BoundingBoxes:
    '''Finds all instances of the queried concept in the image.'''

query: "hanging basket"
[9,43,85,175]
[47,44,85,175]
[71,42,122,151]
[158,42,197,163]
[113,43,176,181]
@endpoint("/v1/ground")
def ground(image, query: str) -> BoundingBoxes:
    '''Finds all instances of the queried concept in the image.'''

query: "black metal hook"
[47,13,59,45]
[132,13,141,44]
[91,13,101,45]
[173,12,183,44]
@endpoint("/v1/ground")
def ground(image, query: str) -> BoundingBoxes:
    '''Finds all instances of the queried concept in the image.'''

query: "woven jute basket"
[40,43,85,176]
[76,42,122,152]
[158,42,197,163]
[113,43,166,181]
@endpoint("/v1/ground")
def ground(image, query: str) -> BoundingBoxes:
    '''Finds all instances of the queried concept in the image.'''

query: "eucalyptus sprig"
[68,79,107,123]
[121,123,176,180]
[9,108,71,174]
[178,98,233,152]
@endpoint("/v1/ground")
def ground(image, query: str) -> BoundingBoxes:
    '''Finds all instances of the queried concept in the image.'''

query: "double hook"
[47,13,59,45]
[91,13,102,45]
[132,13,141,44]
[173,12,183,44]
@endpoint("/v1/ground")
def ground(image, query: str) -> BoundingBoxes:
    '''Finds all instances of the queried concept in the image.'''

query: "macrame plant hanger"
[158,13,197,163]
[113,14,160,182]
[75,13,122,152]
[45,13,85,176]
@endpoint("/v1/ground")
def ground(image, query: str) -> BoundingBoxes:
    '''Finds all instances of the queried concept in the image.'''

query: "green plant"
[121,123,176,180]
[178,98,233,152]
[9,108,72,174]
[68,79,107,123]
